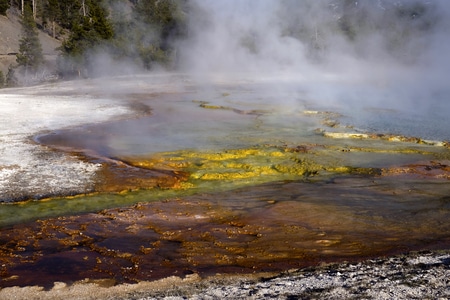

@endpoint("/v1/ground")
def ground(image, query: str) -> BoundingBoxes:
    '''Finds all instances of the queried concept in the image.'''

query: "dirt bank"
[0,9,60,75]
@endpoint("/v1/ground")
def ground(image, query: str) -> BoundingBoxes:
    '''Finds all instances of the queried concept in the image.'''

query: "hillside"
[0,8,60,75]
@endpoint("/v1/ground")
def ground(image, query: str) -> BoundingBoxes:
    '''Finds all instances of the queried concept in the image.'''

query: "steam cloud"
[54,1,450,140]
[178,0,450,113]
[180,1,450,72]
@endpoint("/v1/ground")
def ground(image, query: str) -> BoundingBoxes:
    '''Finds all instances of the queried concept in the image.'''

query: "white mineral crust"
[0,84,131,201]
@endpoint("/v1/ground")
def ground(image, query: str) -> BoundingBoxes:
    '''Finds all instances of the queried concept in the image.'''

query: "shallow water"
[1,176,449,287]
[339,105,450,142]
[1,75,449,286]
[6,82,446,225]
[3,77,450,226]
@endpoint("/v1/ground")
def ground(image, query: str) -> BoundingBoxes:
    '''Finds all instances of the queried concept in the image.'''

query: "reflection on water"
[1,77,450,286]
[339,105,450,142]
[1,176,449,287]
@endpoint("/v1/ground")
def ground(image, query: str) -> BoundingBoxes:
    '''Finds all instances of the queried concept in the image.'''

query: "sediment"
[0,250,449,300]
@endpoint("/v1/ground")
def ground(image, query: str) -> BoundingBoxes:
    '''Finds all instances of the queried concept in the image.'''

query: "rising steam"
[53,1,450,139]
[180,1,449,73]
[172,0,450,140]
[178,1,450,106]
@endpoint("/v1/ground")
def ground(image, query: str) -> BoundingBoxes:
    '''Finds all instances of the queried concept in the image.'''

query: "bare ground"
[0,8,60,75]
[0,250,449,300]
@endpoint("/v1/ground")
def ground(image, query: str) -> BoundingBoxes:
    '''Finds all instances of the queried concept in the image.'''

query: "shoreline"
[1,76,449,299]
[1,249,449,299]
[0,86,133,203]
[0,76,179,203]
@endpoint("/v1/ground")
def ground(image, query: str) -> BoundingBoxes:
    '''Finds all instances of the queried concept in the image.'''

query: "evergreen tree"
[57,0,77,29]
[133,0,186,69]
[89,1,114,40]
[58,0,113,77]
[0,0,9,15]
[16,4,44,80]
[0,70,5,88]
[43,0,60,38]
[6,66,18,87]
[108,0,138,60]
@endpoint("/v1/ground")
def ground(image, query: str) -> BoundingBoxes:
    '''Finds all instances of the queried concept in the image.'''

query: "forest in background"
[0,0,442,87]
[1,0,187,86]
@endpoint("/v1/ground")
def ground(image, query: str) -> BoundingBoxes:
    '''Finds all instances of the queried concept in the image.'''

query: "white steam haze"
[177,0,450,117]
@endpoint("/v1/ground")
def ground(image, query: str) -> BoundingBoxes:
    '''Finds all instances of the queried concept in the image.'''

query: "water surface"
[1,76,449,286]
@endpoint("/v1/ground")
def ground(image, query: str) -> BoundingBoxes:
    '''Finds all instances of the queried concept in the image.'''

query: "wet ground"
[1,174,450,288]
[1,75,449,289]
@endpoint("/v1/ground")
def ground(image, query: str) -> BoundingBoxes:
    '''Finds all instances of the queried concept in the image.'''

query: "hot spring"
[0,74,449,287]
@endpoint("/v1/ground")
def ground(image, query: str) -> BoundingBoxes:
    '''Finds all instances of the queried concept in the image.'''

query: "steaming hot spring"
[0,73,449,289]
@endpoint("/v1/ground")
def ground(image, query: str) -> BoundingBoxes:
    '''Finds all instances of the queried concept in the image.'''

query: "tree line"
[0,0,439,87]
[1,0,187,86]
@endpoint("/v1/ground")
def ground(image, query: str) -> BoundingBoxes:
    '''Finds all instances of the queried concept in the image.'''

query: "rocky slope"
[0,8,60,76]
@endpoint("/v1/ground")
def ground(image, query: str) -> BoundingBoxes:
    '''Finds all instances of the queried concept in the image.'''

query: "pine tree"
[6,66,18,87]
[134,0,186,69]
[16,4,44,81]
[0,0,9,15]
[44,0,60,38]
[108,0,136,59]
[58,0,113,77]
[0,70,5,88]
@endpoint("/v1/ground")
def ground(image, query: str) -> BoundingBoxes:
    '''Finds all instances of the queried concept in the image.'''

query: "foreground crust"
[0,250,449,300]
